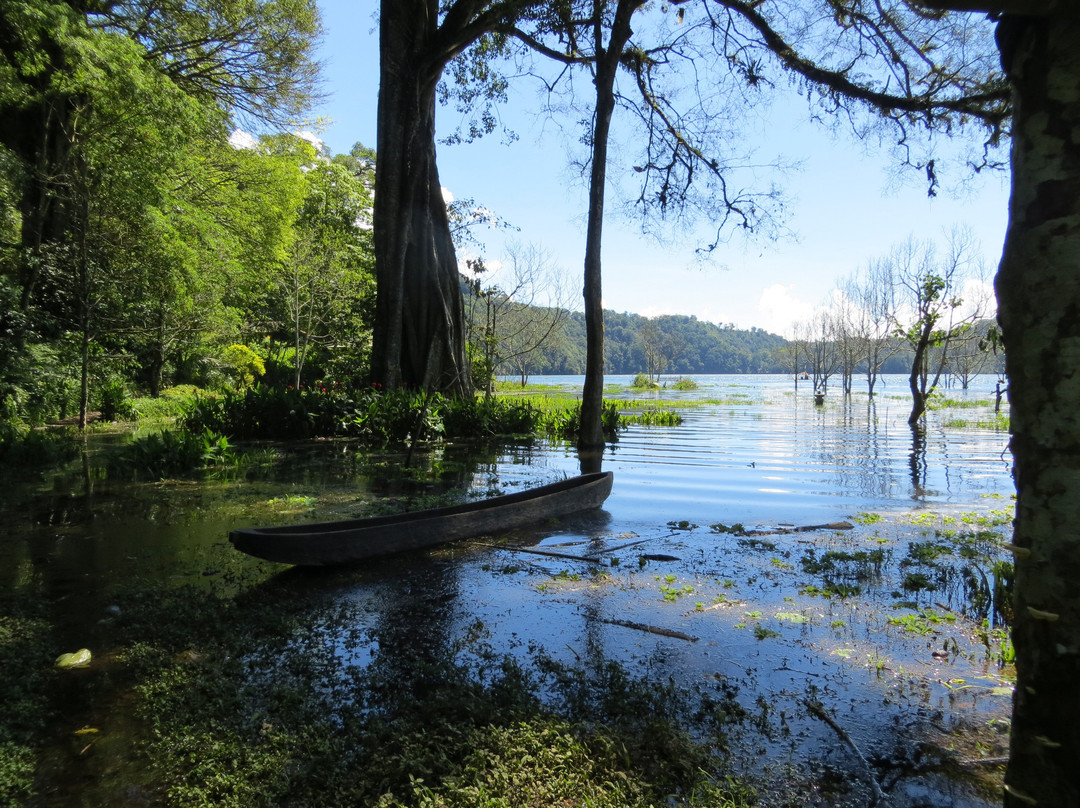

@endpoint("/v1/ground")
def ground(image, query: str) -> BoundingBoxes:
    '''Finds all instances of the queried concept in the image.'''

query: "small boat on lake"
[229,471,614,566]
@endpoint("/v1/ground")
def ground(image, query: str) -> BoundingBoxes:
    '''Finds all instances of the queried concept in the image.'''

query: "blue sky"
[309,1,1010,337]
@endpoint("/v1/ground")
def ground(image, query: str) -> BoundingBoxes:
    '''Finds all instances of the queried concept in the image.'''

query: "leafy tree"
[260,137,375,388]
[0,0,321,422]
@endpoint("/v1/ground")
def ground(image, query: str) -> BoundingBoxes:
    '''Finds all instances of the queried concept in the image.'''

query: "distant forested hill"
[508,309,1004,379]
[527,311,790,375]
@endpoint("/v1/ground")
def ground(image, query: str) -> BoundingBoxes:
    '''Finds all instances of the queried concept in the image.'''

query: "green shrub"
[97,379,138,421]
[179,386,636,446]
[221,344,266,389]
[130,385,203,422]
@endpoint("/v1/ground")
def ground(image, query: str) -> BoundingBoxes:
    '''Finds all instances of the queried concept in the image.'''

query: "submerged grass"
[90,559,757,808]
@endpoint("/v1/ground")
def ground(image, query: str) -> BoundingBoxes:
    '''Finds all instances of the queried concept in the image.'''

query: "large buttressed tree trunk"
[993,10,1080,807]
[371,0,472,395]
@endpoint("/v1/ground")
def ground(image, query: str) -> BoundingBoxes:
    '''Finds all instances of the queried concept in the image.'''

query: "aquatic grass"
[107,573,757,808]
[106,427,237,478]
[887,608,956,636]
[263,495,318,514]
[905,541,954,564]
[928,397,996,410]
[852,512,884,525]
[943,414,1010,430]
[623,408,683,427]
[753,625,781,640]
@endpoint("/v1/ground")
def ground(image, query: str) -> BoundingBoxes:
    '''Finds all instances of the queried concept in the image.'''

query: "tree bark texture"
[995,13,1080,808]
[371,0,472,395]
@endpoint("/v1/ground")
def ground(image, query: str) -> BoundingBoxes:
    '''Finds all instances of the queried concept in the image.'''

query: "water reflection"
[0,374,1017,808]
[909,425,929,499]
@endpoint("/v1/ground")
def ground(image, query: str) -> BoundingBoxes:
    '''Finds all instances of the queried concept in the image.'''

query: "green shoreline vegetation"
[0,379,1010,478]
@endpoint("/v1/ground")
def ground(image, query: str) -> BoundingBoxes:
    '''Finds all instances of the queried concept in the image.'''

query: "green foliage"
[530,400,622,442]
[887,608,956,636]
[108,428,235,478]
[441,395,537,438]
[183,385,356,441]
[221,345,266,390]
[0,0,345,428]
[671,377,699,390]
[852,512,883,525]
[181,386,543,445]
[129,385,204,422]
[98,379,138,421]
[0,588,54,808]
[631,372,655,388]
[622,408,682,427]
[710,523,746,534]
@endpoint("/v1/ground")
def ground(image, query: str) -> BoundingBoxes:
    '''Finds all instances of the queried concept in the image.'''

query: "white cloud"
[228,129,257,150]
[442,187,455,204]
[293,130,326,155]
[756,284,815,337]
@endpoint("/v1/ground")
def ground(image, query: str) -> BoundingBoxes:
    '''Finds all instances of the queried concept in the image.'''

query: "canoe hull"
[229,471,613,566]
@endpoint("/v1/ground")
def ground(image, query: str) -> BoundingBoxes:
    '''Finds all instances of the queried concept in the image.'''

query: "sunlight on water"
[506,374,1013,528]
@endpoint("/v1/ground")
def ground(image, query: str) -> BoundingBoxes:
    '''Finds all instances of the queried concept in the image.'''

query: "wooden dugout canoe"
[229,471,614,566]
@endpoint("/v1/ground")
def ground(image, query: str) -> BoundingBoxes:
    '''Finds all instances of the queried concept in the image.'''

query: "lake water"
[499,373,1012,524]
[2,373,1015,806]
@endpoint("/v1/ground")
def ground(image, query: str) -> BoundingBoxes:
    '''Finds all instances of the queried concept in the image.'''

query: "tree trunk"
[371,0,471,396]
[578,0,642,451]
[995,14,1080,807]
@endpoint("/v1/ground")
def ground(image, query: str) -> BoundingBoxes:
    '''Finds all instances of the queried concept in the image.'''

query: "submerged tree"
[886,231,990,424]
[845,257,901,398]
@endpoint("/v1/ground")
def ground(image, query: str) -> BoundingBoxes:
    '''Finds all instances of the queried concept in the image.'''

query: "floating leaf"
[56,648,92,669]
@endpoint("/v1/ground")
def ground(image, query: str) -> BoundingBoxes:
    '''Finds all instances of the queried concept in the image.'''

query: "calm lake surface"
[3,374,1016,806]
[516,373,1011,526]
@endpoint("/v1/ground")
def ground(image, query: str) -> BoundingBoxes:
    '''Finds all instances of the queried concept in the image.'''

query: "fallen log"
[600,617,699,642]
[744,521,855,536]
[477,542,602,563]
[805,698,886,806]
